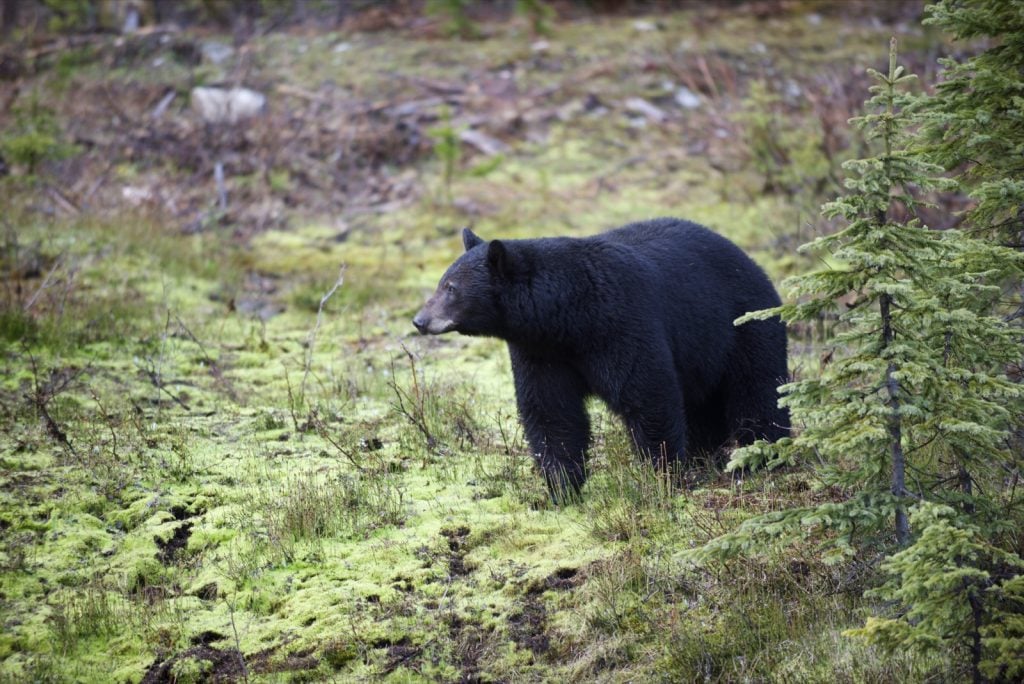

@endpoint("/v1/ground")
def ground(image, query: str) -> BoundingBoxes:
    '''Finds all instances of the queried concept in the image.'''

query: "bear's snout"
[413,306,456,335]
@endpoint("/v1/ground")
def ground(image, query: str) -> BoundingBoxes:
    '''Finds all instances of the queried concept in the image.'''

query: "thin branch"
[301,265,347,405]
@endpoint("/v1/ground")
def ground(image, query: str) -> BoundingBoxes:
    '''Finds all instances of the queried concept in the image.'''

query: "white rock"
[633,20,657,32]
[459,129,508,156]
[191,87,267,124]
[332,42,352,53]
[624,97,666,123]
[122,186,152,205]
[675,86,701,109]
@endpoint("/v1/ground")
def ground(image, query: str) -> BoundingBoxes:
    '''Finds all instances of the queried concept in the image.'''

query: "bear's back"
[601,217,742,263]
[597,218,779,310]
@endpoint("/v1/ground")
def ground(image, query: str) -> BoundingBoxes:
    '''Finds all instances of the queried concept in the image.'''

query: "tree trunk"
[967,582,984,684]
[880,293,910,545]
[1,0,17,37]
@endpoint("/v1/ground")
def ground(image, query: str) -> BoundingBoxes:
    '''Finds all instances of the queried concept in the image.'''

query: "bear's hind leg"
[611,363,688,471]
[685,396,731,464]
[724,322,790,446]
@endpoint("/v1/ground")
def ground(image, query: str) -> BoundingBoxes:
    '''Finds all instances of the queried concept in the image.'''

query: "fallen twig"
[23,252,67,312]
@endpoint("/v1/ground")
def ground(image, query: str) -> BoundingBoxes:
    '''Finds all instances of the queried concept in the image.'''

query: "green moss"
[0,7,941,682]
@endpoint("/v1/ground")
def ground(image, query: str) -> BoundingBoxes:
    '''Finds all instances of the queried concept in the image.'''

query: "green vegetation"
[425,0,479,39]
[516,0,555,38]
[427,107,462,207]
[0,98,77,176]
[849,503,1024,683]
[1,2,1021,682]
[714,37,1022,550]
[699,8,1024,682]
[919,0,1024,236]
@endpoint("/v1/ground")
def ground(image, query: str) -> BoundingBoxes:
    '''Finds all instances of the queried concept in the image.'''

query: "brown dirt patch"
[143,643,320,682]
[508,596,549,656]
[382,639,423,676]
[541,566,584,592]
[440,525,473,577]
[154,521,192,565]
[447,615,488,683]
[248,646,320,675]
[141,645,245,683]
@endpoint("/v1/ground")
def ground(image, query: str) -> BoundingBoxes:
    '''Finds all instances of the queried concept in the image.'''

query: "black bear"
[413,218,789,498]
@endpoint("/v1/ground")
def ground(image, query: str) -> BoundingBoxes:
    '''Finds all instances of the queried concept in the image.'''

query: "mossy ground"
[1,4,951,681]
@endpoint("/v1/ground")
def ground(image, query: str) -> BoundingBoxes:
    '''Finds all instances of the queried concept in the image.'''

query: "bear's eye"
[445,282,456,294]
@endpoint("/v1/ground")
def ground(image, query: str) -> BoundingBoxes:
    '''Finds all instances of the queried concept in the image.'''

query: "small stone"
[459,129,508,156]
[122,186,152,205]
[675,86,701,109]
[624,97,666,123]
[191,87,267,124]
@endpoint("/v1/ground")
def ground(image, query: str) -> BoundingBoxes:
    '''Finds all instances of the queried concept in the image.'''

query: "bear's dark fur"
[413,218,789,498]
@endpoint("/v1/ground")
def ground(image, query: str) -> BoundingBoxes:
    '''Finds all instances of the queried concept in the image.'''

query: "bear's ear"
[487,239,511,279]
[463,227,483,251]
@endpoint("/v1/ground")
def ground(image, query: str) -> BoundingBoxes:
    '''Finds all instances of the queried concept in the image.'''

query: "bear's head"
[413,228,511,337]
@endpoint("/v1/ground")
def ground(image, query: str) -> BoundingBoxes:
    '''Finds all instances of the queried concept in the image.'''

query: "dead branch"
[301,265,347,402]
[24,350,83,460]
[389,343,437,451]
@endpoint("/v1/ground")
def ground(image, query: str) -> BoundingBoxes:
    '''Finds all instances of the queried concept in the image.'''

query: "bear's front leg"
[509,346,591,502]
